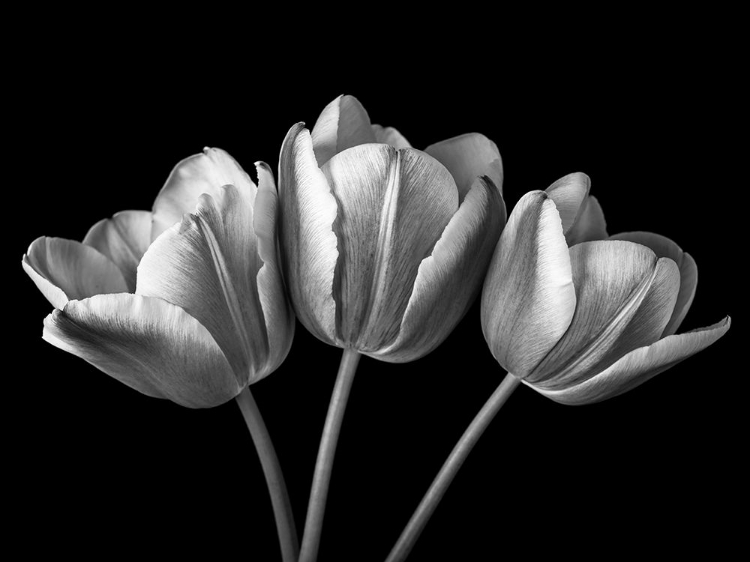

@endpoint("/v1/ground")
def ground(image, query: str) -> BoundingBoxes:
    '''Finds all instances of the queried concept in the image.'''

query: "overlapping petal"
[544,172,608,245]
[481,191,576,378]
[322,144,458,351]
[43,294,240,407]
[528,317,731,405]
[311,95,377,167]
[137,183,269,382]
[83,210,152,291]
[151,147,257,241]
[425,133,503,200]
[372,124,411,149]
[23,237,128,309]
[278,124,340,345]
[376,176,505,362]
[609,231,697,337]
[529,241,681,387]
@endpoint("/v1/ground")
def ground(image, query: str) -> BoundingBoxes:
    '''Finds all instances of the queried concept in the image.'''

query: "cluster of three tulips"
[23,95,729,562]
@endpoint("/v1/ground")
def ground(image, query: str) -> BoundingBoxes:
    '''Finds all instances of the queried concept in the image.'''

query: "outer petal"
[23,237,128,309]
[424,133,503,201]
[253,161,295,372]
[43,294,241,408]
[566,195,608,246]
[609,231,697,337]
[480,191,576,378]
[83,210,152,291]
[530,241,681,388]
[322,144,458,351]
[526,317,730,405]
[311,95,377,167]
[138,184,267,383]
[373,176,505,362]
[151,147,257,241]
[372,124,411,149]
[278,124,339,345]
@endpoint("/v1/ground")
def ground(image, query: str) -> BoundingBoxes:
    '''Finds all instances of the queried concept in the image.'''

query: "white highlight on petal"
[481,191,576,378]
[278,123,339,345]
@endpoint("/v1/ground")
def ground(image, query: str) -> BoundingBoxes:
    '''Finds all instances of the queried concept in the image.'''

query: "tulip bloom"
[385,172,730,562]
[481,172,730,405]
[279,95,506,362]
[280,94,506,562]
[23,148,294,408]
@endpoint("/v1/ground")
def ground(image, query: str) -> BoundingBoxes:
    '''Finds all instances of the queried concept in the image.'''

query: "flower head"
[278,95,506,362]
[23,149,293,407]
[481,173,730,404]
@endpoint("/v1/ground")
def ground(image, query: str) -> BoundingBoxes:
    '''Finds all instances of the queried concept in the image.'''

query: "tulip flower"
[481,172,730,404]
[23,149,299,561]
[23,148,294,408]
[279,94,506,562]
[385,172,730,562]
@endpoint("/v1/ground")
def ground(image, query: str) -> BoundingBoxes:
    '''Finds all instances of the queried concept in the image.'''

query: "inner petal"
[322,145,458,350]
[529,240,680,386]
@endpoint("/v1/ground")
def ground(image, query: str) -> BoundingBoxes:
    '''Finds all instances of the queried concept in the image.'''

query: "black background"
[7,25,743,562]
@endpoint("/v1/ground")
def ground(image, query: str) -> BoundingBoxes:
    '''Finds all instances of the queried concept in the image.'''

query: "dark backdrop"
[8,38,742,561]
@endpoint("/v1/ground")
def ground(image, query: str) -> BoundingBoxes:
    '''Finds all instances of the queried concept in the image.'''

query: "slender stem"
[385,373,521,562]
[236,387,299,562]
[298,348,361,562]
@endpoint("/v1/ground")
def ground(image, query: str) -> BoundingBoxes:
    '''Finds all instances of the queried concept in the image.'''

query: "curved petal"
[83,210,152,291]
[424,133,503,201]
[566,195,608,246]
[151,147,257,241]
[480,191,576,378]
[23,237,128,309]
[609,231,697,337]
[43,294,241,408]
[526,317,730,405]
[373,176,505,362]
[311,95,377,167]
[372,124,411,149]
[138,184,268,384]
[253,161,295,373]
[278,123,339,345]
[322,144,458,351]
[544,172,590,235]
[530,241,681,388]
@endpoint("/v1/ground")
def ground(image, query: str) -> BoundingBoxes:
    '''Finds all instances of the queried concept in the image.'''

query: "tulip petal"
[253,161,295,372]
[83,210,152,291]
[151,147,257,241]
[43,294,241,408]
[566,195,608,246]
[480,191,576,378]
[138,184,268,383]
[374,176,505,362]
[278,124,339,345]
[527,317,730,405]
[372,124,411,149]
[544,173,590,235]
[424,133,503,201]
[23,237,129,309]
[609,231,697,337]
[530,241,681,388]
[322,144,458,351]
[311,95,377,167]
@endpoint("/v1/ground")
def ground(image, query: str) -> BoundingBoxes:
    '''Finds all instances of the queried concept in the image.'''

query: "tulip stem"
[384,372,521,562]
[236,387,299,562]
[298,348,361,562]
